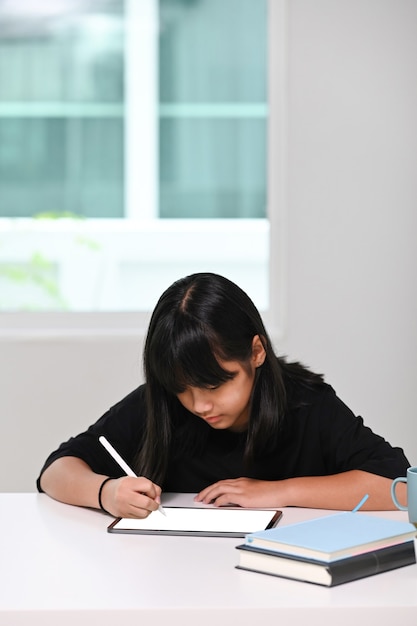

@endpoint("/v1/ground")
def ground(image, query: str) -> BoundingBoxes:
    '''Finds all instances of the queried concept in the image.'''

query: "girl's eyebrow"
[222,369,238,376]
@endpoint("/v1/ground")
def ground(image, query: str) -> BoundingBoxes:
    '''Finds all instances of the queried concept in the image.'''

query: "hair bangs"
[150,322,235,395]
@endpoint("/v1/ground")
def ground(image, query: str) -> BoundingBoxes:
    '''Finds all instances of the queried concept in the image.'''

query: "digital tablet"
[107,507,282,537]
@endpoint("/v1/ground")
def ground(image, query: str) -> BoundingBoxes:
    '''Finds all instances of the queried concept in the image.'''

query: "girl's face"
[175,336,265,432]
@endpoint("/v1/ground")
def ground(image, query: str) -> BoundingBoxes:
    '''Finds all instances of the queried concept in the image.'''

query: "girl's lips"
[204,415,222,423]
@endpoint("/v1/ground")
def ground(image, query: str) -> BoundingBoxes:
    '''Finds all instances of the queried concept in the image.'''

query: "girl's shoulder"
[106,384,147,415]
[278,357,331,410]
[279,357,326,388]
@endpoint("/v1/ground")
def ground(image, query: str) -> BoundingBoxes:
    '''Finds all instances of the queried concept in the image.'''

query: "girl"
[38,273,409,517]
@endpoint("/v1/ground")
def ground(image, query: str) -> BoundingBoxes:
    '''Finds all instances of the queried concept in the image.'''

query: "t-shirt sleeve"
[317,386,409,479]
[36,386,146,492]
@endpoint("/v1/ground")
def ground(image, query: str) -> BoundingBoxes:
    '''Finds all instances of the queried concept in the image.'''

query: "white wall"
[1,0,416,491]
[278,0,417,465]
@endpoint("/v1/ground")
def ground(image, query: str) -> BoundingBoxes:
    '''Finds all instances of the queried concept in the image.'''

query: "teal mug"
[391,466,417,527]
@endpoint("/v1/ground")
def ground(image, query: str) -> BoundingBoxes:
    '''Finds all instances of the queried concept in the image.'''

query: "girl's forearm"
[39,456,108,509]
[282,470,406,510]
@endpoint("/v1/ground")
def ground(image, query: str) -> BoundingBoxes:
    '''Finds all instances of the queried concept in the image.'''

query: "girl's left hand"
[194,477,284,508]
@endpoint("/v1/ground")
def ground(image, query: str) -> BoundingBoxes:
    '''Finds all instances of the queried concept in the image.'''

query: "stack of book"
[236,511,417,587]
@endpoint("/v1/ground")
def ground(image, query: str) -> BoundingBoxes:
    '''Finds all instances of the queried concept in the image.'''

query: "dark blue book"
[236,540,416,587]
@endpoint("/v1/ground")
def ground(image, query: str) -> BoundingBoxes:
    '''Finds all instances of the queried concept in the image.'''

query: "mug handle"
[391,477,408,511]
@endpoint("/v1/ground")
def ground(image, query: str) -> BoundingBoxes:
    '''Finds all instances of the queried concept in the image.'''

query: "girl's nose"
[191,389,214,416]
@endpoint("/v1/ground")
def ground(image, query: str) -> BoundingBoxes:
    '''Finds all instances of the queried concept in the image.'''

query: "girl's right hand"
[100,476,162,518]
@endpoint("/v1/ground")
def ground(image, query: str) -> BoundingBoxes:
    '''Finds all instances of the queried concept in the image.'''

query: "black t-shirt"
[36,379,409,492]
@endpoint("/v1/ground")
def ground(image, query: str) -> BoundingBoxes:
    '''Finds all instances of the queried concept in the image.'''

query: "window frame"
[0,0,287,341]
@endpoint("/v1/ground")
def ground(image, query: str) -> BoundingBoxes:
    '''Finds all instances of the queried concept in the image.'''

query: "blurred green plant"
[0,212,101,311]
[0,251,67,310]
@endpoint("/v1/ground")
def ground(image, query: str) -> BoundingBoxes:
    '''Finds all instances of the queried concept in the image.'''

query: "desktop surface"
[1,492,416,626]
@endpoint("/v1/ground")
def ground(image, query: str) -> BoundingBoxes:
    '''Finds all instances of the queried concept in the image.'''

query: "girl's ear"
[251,335,266,367]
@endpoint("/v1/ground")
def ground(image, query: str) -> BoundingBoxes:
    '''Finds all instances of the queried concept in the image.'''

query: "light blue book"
[245,512,417,563]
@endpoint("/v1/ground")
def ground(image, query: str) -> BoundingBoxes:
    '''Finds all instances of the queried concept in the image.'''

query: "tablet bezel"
[107,507,282,537]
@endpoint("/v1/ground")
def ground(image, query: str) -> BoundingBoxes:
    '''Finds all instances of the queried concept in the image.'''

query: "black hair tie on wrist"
[98,477,113,514]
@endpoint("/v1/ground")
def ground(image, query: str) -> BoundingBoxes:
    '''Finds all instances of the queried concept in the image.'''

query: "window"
[0,0,284,333]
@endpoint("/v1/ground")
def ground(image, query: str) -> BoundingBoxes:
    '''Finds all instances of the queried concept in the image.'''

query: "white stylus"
[99,435,167,516]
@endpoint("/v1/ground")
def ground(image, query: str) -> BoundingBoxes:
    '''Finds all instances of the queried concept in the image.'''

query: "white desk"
[1,493,416,626]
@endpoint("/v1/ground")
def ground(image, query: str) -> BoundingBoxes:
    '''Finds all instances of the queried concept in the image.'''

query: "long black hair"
[135,272,322,483]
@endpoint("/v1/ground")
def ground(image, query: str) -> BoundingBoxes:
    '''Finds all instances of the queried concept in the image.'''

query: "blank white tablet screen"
[111,507,277,533]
